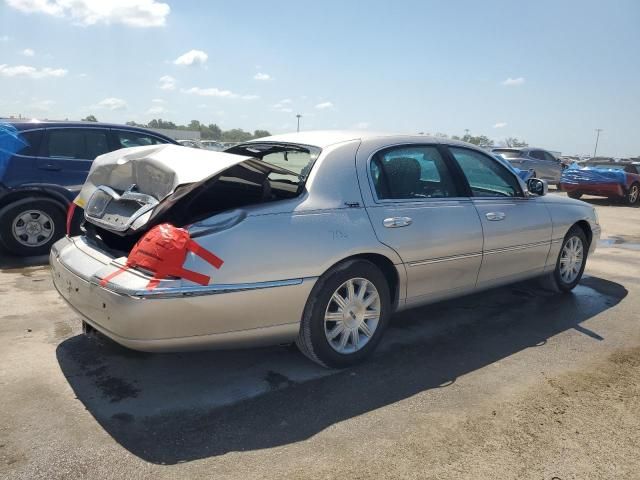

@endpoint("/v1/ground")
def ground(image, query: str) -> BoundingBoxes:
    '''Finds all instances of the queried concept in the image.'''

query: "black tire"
[0,197,66,256]
[296,259,391,368]
[626,183,639,205]
[567,191,582,199]
[553,226,589,292]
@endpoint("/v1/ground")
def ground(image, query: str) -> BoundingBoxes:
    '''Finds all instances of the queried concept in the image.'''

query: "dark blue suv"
[0,120,177,256]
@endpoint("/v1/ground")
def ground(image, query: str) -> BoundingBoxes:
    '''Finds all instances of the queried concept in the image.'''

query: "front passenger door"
[448,147,552,287]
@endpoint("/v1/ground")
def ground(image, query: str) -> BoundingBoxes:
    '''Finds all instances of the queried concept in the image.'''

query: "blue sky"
[1,0,638,156]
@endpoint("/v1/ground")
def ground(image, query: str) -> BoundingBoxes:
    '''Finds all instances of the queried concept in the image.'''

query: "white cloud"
[0,64,67,78]
[28,99,55,112]
[493,122,508,128]
[5,0,170,27]
[146,105,166,115]
[0,35,9,42]
[315,101,334,110]
[78,72,88,78]
[353,121,370,129]
[182,87,259,100]
[280,98,292,104]
[158,75,175,90]
[173,49,208,66]
[501,77,525,86]
[97,97,127,110]
[253,72,271,81]
[151,98,166,103]
[21,48,35,56]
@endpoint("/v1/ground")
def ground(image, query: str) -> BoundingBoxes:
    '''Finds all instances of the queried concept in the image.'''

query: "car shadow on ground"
[577,196,639,208]
[56,275,627,464]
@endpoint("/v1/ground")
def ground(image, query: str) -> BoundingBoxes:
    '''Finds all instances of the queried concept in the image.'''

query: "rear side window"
[15,129,43,156]
[450,147,522,198]
[529,150,545,160]
[47,129,109,160]
[371,145,458,200]
[115,130,164,148]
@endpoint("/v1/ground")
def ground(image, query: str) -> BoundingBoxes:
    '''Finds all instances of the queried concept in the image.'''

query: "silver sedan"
[50,132,601,367]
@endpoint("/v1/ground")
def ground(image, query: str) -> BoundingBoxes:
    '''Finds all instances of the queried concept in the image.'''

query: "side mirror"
[527,178,548,196]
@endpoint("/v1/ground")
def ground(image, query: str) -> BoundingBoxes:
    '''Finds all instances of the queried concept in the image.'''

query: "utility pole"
[296,114,302,132]
[593,129,602,158]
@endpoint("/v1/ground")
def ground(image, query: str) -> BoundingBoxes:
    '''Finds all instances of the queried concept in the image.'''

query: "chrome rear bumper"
[50,237,315,352]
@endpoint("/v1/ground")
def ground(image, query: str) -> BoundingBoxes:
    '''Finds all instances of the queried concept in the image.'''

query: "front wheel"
[626,183,639,205]
[553,226,588,292]
[296,259,391,368]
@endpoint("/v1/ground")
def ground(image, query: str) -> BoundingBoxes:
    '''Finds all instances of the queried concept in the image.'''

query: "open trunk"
[77,143,317,255]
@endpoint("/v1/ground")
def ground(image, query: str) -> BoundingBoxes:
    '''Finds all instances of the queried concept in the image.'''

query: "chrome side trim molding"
[408,240,551,267]
[408,252,482,267]
[100,277,308,299]
[483,240,550,256]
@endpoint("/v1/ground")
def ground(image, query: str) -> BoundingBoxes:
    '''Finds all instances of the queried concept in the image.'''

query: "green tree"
[504,137,528,147]
[81,115,98,122]
[461,133,494,146]
[253,129,271,139]
[221,128,253,142]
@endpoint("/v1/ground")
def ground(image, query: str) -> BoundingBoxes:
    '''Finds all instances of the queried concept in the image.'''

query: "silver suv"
[492,147,564,185]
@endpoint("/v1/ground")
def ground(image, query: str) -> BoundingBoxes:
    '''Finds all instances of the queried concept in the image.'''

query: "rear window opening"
[83,143,320,255]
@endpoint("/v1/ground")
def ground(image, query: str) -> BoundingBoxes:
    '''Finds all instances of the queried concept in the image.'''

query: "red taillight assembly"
[66,202,76,236]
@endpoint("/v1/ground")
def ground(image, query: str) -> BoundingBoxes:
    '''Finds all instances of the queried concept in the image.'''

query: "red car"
[560,161,640,205]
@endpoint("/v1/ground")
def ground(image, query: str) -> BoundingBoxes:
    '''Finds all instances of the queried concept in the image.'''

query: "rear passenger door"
[358,143,483,305]
[448,147,552,287]
[39,128,110,195]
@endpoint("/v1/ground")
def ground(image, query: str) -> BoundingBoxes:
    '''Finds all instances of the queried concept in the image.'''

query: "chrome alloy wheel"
[559,236,584,284]
[324,277,381,354]
[629,184,639,204]
[12,209,55,247]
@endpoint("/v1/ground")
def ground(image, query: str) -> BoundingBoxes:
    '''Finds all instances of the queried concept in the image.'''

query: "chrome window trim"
[109,127,172,145]
[366,141,468,205]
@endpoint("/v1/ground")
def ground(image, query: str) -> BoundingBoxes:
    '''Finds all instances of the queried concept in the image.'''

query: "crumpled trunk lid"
[76,144,254,234]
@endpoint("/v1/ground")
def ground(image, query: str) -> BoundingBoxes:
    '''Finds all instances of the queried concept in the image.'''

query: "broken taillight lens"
[66,202,76,236]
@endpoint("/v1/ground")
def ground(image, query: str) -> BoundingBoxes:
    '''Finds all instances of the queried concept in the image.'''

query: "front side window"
[371,145,458,200]
[47,129,109,160]
[450,147,522,198]
[529,150,545,160]
[116,131,164,148]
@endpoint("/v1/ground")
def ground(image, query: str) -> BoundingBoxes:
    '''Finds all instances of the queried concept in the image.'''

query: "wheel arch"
[0,188,69,214]
[321,252,402,311]
[573,220,593,247]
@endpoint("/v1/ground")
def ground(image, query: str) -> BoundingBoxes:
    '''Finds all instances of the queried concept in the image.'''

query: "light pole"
[296,114,302,132]
[593,129,602,158]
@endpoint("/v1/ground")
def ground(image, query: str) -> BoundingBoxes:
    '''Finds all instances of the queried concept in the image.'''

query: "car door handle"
[383,217,412,228]
[485,212,506,221]
[39,163,62,171]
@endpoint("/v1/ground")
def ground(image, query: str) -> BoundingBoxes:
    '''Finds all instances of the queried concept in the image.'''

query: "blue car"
[0,120,177,256]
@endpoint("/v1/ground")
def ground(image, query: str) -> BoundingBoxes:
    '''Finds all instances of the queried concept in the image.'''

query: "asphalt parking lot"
[1,192,639,480]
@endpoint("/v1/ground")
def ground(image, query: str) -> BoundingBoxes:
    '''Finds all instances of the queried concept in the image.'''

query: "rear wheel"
[0,198,65,256]
[553,226,588,292]
[626,183,639,205]
[567,191,582,199]
[296,259,391,368]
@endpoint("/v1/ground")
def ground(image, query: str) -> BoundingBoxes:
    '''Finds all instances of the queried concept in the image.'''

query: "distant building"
[148,128,200,141]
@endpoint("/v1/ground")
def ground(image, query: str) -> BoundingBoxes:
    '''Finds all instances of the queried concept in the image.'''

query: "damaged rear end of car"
[50,143,324,351]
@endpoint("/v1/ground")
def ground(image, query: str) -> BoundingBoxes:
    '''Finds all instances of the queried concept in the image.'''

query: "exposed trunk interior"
[82,143,320,256]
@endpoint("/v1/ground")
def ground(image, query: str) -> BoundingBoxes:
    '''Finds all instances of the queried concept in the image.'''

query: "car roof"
[1,119,176,141]
[247,130,478,149]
